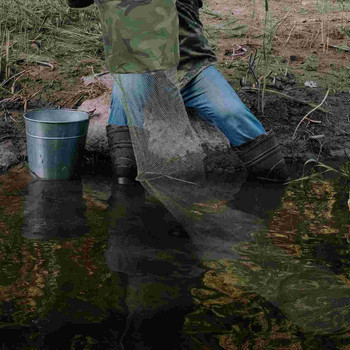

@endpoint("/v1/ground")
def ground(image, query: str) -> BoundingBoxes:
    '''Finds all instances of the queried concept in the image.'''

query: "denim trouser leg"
[180,65,265,146]
[108,65,265,146]
[109,80,128,126]
[108,73,155,127]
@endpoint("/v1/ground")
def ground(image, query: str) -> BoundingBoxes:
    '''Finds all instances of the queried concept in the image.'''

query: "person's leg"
[180,65,289,182]
[180,65,265,147]
[108,80,128,126]
[108,73,154,127]
[107,73,155,183]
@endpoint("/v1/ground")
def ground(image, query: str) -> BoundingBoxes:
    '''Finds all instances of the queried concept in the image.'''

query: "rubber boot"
[234,130,290,182]
[106,125,137,185]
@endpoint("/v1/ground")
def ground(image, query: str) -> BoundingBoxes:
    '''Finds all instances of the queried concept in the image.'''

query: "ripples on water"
[0,165,350,349]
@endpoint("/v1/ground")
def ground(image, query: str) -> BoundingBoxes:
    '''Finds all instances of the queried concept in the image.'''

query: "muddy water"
[0,166,350,349]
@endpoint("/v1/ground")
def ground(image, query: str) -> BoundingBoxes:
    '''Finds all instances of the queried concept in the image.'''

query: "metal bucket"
[24,109,90,180]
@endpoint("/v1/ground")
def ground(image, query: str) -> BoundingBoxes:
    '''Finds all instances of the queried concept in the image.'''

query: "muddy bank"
[1,83,349,178]
[240,86,350,166]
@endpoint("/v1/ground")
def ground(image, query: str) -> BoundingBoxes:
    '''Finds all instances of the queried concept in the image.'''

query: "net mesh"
[111,67,262,259]
[110,68,350,335]
[113,67,205,184]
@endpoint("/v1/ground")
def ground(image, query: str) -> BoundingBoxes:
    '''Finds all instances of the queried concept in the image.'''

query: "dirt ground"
[202,0,350,171]
[0,0,349,176]
[203,0,350,78]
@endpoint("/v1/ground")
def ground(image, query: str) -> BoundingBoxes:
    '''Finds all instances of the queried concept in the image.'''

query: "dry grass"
[0,0,103,82]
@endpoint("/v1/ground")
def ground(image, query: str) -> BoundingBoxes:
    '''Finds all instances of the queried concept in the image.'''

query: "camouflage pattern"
[67,0,217,87]
[176,0,217,88]
[94,0,180,74]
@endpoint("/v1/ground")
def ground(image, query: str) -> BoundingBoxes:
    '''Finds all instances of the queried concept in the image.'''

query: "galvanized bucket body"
[24,109,90,180]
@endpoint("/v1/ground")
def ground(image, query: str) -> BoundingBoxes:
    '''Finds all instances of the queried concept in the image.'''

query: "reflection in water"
[1,167,350,348]
[228,180,287,223]
[184,180,350,348]
[22,178,88,239]
[105,182,204,349]
[140,177,266,261]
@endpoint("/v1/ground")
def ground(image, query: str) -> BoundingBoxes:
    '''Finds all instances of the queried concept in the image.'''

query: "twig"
[1,70,28,86]
[302,32,313,48]
[37,61,54,70]
[310,29,320,48]
[285,22,297,46]
[1,42,16,57]
[316,140,324,162]
[292,89,330,140]
[8,113,17,123]
[308,134,325,139]
[27,90,42,102]
[248,52,259,86]
[305,117,322,124]
[329,45,350,53]
[326,21,329,53]
[32,14,49,41]
[241,87,330,113]
[275,10,293,34]
[71,94,86,109]
[201,9,223,18]
[94,71,109,77]
[62,90,85,106]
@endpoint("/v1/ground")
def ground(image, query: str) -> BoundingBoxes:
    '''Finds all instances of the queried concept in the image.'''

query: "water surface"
[1,166,350,349]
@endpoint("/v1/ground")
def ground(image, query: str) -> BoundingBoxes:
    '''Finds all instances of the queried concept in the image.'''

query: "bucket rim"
[24,108,90,124]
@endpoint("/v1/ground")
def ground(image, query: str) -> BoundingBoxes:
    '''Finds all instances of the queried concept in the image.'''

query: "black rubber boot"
[234,130,290,183]
[106,125,137,185]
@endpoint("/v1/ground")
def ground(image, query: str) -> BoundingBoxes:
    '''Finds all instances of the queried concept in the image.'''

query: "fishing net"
[103,1,350,333]
[112,67,205,185]
[110,68,264,259]
[94,0,262,256]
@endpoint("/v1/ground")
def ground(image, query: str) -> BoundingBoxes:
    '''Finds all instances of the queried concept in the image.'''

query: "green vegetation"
[0,0,349,101]
[201,0,350,96]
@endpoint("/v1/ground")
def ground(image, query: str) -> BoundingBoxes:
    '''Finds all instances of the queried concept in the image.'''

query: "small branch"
[27,90,42,102]
[275,10,293,34]
[201,9,223,18]
[1,42,16,57]
[71,93,86,109]
[248,52,259,86]
[241,87,330,112]
[94,71,109,77]
[305,117,322,124]
[285,21,297,46]
[329,45,350,53]
[32,14,49,41]
[292,89,330,140]
[1,70,28,86]
[310,29,320,48]
[37,61,54,70]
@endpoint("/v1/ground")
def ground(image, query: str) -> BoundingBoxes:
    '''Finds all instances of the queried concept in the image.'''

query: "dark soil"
[239,85,350,167]
[1,81,349,178]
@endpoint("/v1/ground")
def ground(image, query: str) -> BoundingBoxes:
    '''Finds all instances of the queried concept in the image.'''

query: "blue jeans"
[109,65,265,146]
